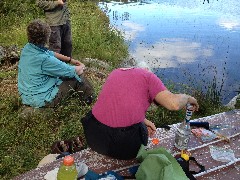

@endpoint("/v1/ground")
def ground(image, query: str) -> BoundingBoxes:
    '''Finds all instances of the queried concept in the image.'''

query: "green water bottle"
[57,155,78,180]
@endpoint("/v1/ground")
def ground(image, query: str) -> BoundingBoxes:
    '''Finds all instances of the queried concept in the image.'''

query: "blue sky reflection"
[99,0,240,103]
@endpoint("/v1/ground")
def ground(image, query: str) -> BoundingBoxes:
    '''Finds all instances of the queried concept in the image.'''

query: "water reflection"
[132,38,213,68]
[99,0,240,104]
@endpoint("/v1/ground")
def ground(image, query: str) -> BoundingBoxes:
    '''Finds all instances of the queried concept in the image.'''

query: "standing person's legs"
[49,26,62,53]
[61,21,72,57]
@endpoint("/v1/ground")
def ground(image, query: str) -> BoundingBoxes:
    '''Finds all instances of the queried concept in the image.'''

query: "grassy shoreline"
[0,1,129,179]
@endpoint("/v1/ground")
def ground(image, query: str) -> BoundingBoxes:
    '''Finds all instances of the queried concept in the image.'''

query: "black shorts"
[81,111,148,160]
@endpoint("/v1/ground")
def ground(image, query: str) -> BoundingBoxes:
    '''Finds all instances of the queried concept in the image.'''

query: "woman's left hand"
[75,64,86,75]
[144,119,156,137]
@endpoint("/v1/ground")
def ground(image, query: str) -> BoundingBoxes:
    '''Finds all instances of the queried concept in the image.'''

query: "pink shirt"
[92,68,167,127]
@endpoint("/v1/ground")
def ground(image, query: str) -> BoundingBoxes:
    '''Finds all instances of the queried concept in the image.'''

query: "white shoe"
[76,162,88,178]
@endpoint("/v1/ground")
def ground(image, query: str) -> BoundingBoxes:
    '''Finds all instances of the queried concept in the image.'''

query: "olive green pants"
[45,75,94,107]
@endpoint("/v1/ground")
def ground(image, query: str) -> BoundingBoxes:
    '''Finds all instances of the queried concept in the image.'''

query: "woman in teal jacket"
[18,19,94,108]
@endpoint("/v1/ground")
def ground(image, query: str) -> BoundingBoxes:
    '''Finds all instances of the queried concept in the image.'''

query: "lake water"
[98,0,240,104]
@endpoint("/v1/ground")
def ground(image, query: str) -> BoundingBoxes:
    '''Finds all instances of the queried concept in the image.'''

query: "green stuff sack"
[135,145,188,180]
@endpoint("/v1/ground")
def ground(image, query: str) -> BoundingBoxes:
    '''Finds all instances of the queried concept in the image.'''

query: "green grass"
[0,95,92,179]
[0,1,234,179]
[0,70,17,79]
[70,2,128,66]
[0,1,128,178]
[0,1,129,66]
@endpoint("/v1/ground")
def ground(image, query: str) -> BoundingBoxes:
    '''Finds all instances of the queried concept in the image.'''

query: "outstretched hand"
[58,0,64,5]
[70,58,83,66]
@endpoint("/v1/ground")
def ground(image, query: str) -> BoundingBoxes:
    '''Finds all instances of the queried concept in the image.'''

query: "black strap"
[158,125,171,130]
[176,156,205,180]
[189,157,205,174]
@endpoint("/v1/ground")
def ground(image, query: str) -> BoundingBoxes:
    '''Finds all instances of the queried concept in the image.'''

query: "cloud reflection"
[99,0,240,103]
[120,21,214,69]
[218,16,240,30]
[131,38,213,68]
[121,21,145,40]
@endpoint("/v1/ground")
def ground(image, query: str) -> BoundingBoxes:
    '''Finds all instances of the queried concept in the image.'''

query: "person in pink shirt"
[81,64,199,160]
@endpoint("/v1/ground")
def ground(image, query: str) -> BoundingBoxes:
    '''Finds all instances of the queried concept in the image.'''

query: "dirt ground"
[0,65,18,97]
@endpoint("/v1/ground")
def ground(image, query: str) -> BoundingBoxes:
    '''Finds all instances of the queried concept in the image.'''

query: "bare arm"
[54,52,85,75]
[54,52,84,66]
[54,52,70,63]
[154,90,199,111]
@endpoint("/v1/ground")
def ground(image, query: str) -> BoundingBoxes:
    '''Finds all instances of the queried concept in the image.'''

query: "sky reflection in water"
[99,0,240,104]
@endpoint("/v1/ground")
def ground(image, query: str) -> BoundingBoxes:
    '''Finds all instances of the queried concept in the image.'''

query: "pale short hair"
[119,57,152,72]
[135,61,152,72]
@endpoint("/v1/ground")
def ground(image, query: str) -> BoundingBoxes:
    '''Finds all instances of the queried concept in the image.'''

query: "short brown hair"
[27,19,51,46]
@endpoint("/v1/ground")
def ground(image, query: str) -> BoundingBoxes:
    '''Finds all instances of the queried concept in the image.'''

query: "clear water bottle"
[57,155,78,180]
[174,104,193,150]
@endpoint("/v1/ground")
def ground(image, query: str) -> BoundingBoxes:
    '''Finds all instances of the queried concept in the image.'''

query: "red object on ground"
[152,138,160,145]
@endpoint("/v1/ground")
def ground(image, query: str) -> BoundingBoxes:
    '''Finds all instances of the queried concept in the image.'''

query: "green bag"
[135,145,188,180]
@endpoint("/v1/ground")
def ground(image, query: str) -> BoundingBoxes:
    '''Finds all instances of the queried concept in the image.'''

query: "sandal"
[51,136,85,154]
[71,136,84,153]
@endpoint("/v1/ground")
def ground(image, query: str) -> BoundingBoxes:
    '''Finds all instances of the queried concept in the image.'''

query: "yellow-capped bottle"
[57,155,78,180]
